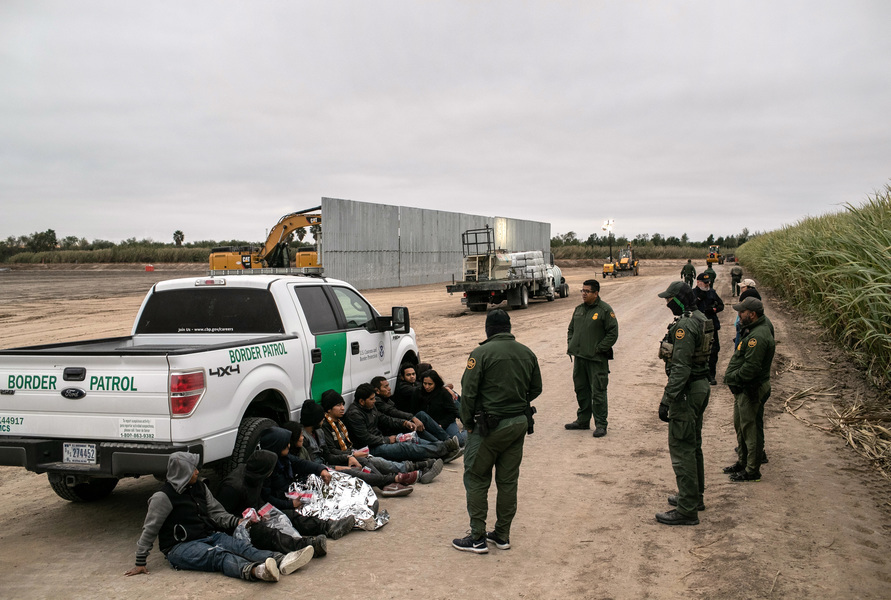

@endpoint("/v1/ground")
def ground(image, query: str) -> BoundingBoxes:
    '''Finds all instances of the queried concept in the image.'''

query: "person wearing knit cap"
[259,423,356,540]
[723,296,776,482]
[565,279,619,437]
[452,308,542,554]
[315,389,438,493]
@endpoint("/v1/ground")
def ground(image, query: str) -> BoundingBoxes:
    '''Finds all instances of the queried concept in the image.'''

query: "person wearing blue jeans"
[371,375,452,443]
[414,369,468,447]
[345,383,461,464]
[125,452,313,582]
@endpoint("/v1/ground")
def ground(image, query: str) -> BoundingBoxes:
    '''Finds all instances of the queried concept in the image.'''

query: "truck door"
[290,286,349,401]
[329,286,392,399]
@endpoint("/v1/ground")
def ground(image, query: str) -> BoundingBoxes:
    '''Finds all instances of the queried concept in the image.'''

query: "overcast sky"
[2,1,889,245]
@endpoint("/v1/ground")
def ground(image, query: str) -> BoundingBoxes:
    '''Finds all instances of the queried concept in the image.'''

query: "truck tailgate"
[0,354,172,442]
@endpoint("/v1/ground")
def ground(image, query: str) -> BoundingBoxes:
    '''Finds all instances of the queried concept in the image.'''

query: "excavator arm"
[257,206,321,268]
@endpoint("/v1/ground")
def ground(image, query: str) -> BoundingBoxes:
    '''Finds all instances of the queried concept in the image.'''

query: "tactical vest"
[658,312,713,364]
[158,481,217,554]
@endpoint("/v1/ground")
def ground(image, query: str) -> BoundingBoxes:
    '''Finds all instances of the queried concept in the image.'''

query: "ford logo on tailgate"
[61,388,87,400]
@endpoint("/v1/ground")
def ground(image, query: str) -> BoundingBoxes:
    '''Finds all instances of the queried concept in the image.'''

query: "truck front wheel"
[227,416,278,473]
[48,473,118,502]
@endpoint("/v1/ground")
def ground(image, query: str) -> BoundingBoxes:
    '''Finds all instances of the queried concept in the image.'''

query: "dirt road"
[1,262,889,599]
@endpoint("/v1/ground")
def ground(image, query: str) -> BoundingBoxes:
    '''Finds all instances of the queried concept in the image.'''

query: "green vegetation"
[737,185,891,390]
[553,244,727,260]
[0,230,315,264]
[551,229,750,260]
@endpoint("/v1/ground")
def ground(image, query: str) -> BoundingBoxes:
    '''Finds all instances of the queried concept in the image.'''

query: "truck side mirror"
[391,306,410,334]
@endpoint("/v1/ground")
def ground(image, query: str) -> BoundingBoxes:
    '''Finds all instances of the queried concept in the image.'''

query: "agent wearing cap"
[452,309,542,554]
[722,297,776,482]
[730,264,744,296]
[653,281,712,526]
[703,262,717,288]
[565,279,619,437]
[694,273,724,385]
[680,259,696,287]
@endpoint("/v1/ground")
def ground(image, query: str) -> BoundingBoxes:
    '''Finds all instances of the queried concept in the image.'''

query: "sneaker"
[486,531,511,550]
[419,458,444,484]
[444,436,460,453]
[722,462,746,474]
[309,535,327,558]
[667,494,705,511]
[395,470,419,486]
[379,482,414,497]
[452,534,488,554]
[443,446,465,464]
[655,509,699,526]
[729,470,761,482]
[564,421,590,430]
[592,427,607,438]
[324,515,355,540]
[278,546,314,575]
[709,378,717,386]
[254,556,281,582]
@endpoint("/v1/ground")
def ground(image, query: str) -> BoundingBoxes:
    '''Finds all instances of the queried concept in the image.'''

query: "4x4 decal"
[209,364,241,378]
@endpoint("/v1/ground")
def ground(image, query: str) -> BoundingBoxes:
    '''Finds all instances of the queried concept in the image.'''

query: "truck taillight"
[170,371,205,417]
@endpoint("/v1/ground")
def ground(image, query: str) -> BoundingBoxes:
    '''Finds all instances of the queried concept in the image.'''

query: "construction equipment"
[209,206,322,271]
[446,226,568,311]
[602,244,639,278]
[707,245,725,265]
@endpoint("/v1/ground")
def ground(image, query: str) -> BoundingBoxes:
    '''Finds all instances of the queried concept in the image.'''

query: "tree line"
[551,228,755,249]
[0,228,317,263]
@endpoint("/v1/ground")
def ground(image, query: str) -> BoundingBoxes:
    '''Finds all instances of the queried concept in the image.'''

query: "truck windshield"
[135,288,284,334]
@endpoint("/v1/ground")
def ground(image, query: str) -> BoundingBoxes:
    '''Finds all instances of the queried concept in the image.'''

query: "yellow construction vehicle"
[208,206,322,270]
[602,244,639,278]
[707,244,724,265]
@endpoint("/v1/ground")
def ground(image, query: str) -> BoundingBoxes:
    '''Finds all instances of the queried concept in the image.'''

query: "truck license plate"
[63,443,97,464]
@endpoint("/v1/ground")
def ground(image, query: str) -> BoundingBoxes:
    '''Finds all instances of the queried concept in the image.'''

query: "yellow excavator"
[208,206,321,270]
[602,244,640,278]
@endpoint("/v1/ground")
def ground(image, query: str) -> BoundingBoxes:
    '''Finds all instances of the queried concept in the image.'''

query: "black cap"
[696,272,710,282]
[732,297,763,313]
[485,308,511,337]
[658,281,689,299]
[299,399,326,427]
[320,389,345,412]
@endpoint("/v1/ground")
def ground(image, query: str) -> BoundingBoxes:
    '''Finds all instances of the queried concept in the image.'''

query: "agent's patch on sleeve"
[675,329,686,340]
[748,339,757,348]
[466,358,476,370]
[610,312,615,318]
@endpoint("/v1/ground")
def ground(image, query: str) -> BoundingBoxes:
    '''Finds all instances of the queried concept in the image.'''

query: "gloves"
[658,404,670,423]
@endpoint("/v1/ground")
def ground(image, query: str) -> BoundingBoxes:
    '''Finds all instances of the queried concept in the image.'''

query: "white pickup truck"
[0,273,419,501]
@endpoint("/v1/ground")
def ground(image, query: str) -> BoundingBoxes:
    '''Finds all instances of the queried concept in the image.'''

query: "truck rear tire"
[510,285,529,309]
[227,416,278,473]
[48,473,118,502]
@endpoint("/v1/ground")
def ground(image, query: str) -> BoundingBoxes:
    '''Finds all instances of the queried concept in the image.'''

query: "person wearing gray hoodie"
[124,452,312,582]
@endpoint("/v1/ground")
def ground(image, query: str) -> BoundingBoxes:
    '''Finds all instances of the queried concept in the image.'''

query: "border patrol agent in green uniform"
[723,297,775,482]
[565,279,618,437]
[703,264,717,288]
[655,281,713,526]
[452,310,542,554]
[680,260,696,287]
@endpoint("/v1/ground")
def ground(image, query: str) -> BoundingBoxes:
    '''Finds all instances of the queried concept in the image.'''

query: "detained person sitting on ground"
[393,363,422,413]
[125,451,313,583]
[344,383,462,463]
[314,389,437,495]
[216,449,328,557]
[259,423,356,541]
[412,368,467,447]
[371,375,453,444]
